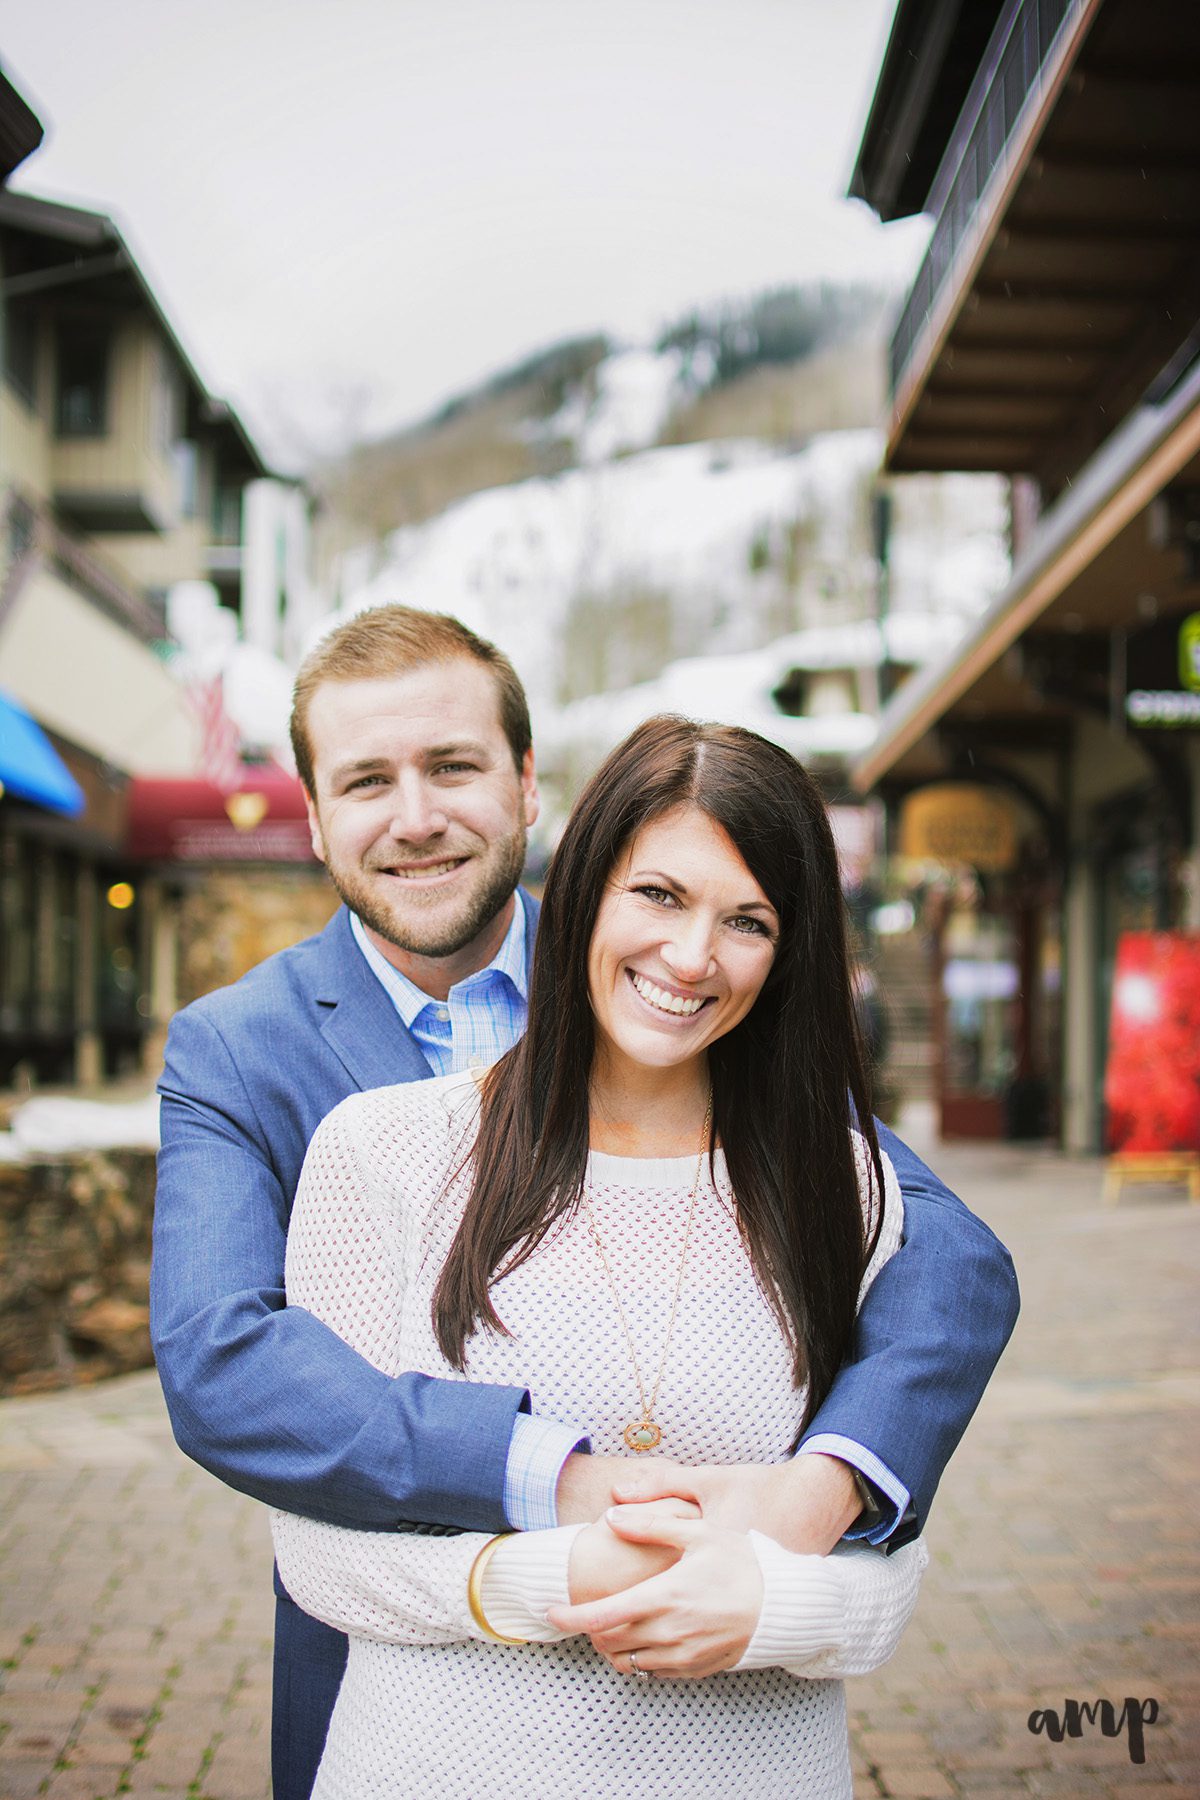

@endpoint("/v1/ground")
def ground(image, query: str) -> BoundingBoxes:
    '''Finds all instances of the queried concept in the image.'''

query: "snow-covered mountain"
[326,358,1009,803]
[186,323,1010,800]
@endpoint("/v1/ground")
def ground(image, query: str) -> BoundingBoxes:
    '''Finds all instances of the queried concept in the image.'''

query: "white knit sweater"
[273,1072,927,1800]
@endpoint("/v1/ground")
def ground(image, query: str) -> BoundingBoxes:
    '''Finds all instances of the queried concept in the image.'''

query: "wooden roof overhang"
[0,191,269,480]
[854,356,1200,793]
[0,69,43,184]
[886,0,1200,492]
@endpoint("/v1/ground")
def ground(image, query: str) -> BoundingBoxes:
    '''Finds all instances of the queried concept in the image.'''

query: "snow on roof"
[543,642,879,765]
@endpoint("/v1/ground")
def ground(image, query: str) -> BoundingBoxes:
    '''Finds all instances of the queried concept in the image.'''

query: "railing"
[0,485,165,642]
[0,488,40,628]
[890,0,1082,398]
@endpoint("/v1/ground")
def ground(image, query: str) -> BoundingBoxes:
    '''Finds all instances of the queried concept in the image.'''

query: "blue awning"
[0,690,85,817]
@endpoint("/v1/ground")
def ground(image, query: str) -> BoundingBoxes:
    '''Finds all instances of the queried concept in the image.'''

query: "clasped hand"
[548,1497,763,1680]
[548,1450,861,1679]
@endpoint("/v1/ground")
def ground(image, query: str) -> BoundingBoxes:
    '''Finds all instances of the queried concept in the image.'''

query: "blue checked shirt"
[349,898,907,1543]
[349,896,587,1529]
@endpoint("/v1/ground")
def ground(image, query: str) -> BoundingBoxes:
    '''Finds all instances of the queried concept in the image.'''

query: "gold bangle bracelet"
[466,1534,530,1645]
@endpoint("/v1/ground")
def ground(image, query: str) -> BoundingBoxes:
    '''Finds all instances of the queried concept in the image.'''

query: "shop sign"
[898,784,1018,872]
[1125,611,1200,729]
[1105,933,1200,1151]
[128,774,317,863]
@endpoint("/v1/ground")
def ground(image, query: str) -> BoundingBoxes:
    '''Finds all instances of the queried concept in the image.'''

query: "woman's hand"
[550,1503,763,1679]
[567,1497,699,1604]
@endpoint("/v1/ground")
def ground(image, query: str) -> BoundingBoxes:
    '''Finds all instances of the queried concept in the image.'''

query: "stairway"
[874,927,937,1106]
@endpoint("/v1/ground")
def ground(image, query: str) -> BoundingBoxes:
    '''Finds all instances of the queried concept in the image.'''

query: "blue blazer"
[152,900,1018,1545]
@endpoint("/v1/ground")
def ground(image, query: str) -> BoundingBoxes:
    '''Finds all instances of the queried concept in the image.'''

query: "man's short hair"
[290,605,533,793]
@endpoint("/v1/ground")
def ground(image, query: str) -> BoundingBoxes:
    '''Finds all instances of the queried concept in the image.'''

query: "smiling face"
[586,803,779,1086]
[304,658,539,994]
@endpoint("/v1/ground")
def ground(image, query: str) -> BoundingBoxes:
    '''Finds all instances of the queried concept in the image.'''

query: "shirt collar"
[348,890,529,1025]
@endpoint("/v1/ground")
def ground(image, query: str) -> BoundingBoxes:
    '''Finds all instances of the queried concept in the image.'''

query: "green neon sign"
[1179,613,1200,693]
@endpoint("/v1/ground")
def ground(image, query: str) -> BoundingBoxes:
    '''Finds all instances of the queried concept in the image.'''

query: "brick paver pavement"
[1,1136,1196,1800]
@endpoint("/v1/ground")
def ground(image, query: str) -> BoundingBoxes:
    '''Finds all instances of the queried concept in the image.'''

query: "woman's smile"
[626,969,714,1019]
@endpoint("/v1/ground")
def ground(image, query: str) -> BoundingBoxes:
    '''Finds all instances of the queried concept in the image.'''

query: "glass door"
[937,904,1020,1138]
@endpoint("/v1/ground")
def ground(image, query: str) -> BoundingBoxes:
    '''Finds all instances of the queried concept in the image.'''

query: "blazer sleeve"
[151,1003,526,1534]
[798,1120,1019,1546]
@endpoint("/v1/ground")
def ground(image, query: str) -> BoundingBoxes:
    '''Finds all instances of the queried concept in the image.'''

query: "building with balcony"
[0,108,300,1090]
[1,190,268,614]
[850,0,1200,1150]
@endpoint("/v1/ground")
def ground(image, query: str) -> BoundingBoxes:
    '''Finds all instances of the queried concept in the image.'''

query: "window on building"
[55,322,111,437]
[173,439,199,518]
[151,339,183,456]
[3,304,39,409]
[212,480,242,545]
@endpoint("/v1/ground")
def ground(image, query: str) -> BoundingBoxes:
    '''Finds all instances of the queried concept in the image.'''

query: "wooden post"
[75,858,102,1087]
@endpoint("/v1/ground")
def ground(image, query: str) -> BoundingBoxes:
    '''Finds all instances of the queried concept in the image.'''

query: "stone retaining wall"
[0,1149,157,1395]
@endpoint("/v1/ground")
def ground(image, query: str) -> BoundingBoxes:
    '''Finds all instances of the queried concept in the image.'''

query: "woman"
[273,715,926,1799]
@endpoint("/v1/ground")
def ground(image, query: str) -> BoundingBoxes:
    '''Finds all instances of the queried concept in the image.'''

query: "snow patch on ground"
[0,1095,160,1160]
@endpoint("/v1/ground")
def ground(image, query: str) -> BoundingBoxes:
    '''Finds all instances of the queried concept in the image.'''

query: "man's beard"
[327,828,528,960]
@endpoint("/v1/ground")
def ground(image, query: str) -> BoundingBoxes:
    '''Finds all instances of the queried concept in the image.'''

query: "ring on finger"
[628,1649,652,1684]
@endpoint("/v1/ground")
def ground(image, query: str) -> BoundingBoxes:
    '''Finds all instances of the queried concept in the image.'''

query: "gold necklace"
[581,1090,713,1454]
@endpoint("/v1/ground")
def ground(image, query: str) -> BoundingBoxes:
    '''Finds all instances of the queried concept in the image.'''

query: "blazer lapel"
[311,908,433,1092]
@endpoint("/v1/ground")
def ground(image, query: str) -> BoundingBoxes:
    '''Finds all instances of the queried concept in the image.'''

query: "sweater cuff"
[732,1531,846,1672]
[479,1525,584,1642]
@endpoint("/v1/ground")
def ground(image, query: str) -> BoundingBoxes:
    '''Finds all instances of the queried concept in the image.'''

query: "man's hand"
[609,1452,861,1555]
[556,1452,686,1525]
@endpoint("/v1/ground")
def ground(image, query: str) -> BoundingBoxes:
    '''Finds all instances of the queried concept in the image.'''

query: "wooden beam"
[974,282,1144,310]
[916,394,1068,429]
[1035,148,1200,174]
[891,434,1037,472]
[999,218,1195,246]
[928,382,1081,400]
[947,334,1103,360]
[1071,66,1200,98]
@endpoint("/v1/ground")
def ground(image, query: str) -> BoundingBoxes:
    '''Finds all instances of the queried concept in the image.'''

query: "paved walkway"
[1,1139,1197,1800]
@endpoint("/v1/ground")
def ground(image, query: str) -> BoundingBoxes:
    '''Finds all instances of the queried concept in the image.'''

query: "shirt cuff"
[795,1434,911,1545]
[479,1524,584,1642]
[504,1413,591,1532]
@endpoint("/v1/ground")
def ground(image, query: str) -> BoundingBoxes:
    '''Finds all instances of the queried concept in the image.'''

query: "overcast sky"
[3,0,927,466]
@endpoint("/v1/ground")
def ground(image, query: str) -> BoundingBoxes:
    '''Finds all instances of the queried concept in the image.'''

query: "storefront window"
[99,872,144,1076]
[0,830,75,1084]
[0,830,150,1088]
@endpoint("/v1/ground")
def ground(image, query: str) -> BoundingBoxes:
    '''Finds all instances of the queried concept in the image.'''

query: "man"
[152,605,1018,1800]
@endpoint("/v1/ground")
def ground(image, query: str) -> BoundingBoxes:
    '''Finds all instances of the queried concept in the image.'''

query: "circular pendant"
[624,1420,662,1453]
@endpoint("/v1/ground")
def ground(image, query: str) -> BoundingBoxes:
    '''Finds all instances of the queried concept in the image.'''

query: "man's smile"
[373,856,471,884]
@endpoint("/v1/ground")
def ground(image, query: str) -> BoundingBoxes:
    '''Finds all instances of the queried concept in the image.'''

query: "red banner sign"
[1105,932,1200,1152]
[128,773,317,864]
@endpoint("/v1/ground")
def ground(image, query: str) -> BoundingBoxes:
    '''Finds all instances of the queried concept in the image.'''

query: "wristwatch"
[851,1468,884,1526]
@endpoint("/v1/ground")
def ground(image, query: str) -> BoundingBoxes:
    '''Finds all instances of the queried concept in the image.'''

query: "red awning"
[128,772,317,863]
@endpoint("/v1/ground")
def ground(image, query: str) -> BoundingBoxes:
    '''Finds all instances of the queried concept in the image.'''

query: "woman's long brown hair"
[432,715,885,1430]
